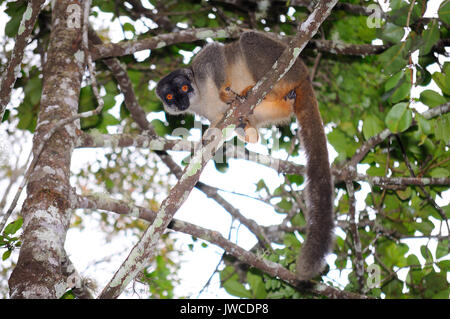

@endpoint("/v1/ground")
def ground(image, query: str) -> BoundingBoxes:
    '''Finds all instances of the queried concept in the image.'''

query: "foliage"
[0,0,449,299]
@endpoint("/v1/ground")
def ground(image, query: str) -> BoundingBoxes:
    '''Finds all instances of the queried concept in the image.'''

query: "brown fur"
[156,31,334,281]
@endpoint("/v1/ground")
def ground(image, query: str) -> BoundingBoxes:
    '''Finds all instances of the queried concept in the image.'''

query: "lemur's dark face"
[156,69,195,114]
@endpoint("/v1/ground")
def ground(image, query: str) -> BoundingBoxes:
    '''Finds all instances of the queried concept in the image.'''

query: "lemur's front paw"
[240,85,254,98]
[219,84,236,104]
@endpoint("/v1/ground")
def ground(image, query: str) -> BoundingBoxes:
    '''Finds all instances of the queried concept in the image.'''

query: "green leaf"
[220,266,252,298]
[2,109,10,122]
[119,101,130,119]
[327,129,358,160]
[255,179,266,192]
[420,20,440,56]
[420,245,433,263]
[384,71,403,92]
[438,0,450,25]
[24,77,42,105]
[416,114,432,135]
[382,278,403,297]
[247,272,267,298]
[385,242,409,267]
[430,167,449,178]
[213,160,229,173]
[407,254,420,266]
[5,2,27,37]
[385,103,412,133]
[432,72,450,96]
[221,275,252,298]
[150,119,168,137]
[396,187,411,200]
[102,94,116,111]
[283,233,300,249]
[436,239,449,259]
[415,219,434,235]
[3,217,23,236]
[2,250,11,261]
[286,174,304,186]
[291,213,306,228]
[123,22,135,33]
[79,86,101,130]
[378,43,408,74]
[438,260,450,271]
[276,198,292,212]
[389,2,421,26]
[423,272,448,298]
[60,290,76,299]
[379,23,405,44]
[420,90,447,107]
[433,114,450,144]
[388,76,411,103]
[362,114,384,139]
[105,178,114,191]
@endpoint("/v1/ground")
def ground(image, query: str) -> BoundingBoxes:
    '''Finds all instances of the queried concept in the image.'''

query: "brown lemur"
[156,31,334,281]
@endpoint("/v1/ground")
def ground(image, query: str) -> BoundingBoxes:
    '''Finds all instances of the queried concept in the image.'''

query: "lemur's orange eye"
[181,85,189,92]
[166,94,173,100]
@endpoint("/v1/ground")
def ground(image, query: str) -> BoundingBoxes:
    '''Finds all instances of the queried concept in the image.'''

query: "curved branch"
[76,131,450,187]
[91,26,245,60]
[76,194,369,299]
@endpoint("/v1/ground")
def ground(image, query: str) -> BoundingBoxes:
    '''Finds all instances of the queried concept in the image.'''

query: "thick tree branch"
[91,26,389,61]
[76,131,450,188]
[61,251,94,299]
[91,26,245,60]
[76,194,368,299]
[311,40,388,56]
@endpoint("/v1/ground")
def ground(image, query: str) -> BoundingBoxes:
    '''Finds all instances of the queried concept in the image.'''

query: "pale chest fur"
[188,56,255,125]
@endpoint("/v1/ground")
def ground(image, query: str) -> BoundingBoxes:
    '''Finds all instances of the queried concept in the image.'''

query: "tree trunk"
[8,0,85,298]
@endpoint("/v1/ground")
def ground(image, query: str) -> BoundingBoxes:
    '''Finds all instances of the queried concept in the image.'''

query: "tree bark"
[8,0,85,298]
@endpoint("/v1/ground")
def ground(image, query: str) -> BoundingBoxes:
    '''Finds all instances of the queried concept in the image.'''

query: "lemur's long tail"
[293,80,334,281]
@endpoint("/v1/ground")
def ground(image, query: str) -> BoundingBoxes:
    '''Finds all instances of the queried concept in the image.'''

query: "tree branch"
[76,131,450,188]
[61,251,94,299]
[91,26,245,60]
[91,26,389,61]
[76,194,368,299]
[345,180,364,292]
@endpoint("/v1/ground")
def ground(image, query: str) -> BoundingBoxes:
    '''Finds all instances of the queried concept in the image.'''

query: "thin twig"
[345,180,364,292]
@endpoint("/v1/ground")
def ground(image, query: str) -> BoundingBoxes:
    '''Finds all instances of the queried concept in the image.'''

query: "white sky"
[0,0,448,299]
